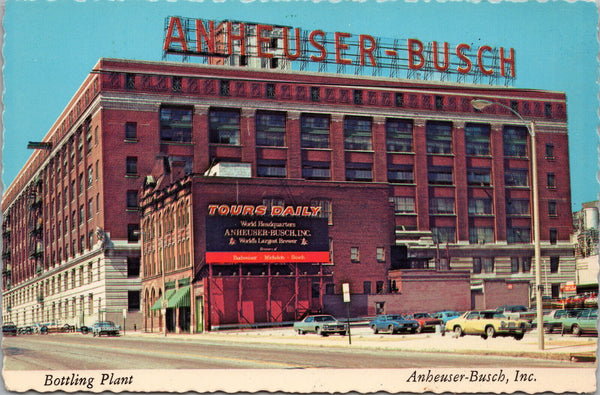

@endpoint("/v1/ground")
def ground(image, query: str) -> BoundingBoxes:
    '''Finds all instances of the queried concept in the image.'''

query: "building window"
[522,257,532,272]
[432,227,456,243]
[549,228,558,245]
[79,174,84,195]
[125,122,137,140]
[376,281,384,294]
[545,143,555,159]
[310,200,333,225]
[550,256,559,273]
[256,112,286,147]
[128,290,140,311]
[127,257,140,278]
[302,161,331,180]
[435,95,444,110]
[429,198,455,214]
[79,206,84,225]
[209,108,240,145]
[426,121,452,154]
[346,162,373,182]
[428,166,453,185]
[464,123,490,156]
[351,247,360,262]
[363,281,371,294]
[257,160,286,178]
[547,173,556,188]
[325,283,335,295]
[505,169,528,187]
[472,258,482,274]
[388,164,414,184]
[353,89,363,105]
[544,103,552,118]
[126,157,138,176]
[393,196,415,214]
[468,198,493,215]
[160,106,193,143]
[386,119,413,152]
[395,92,404,107]
[548,201,557,216]
[265,83,276,99]
[128,224,140,243]
[301,114,330,148]
[125,73,135,90]
[510,101,519,113]
[87,166,93,187]
[219,80,230,96]
[344,117,372,150]
[88,231,93,249]
[310,87,320,102]
[510,257,520,273]
[172,76,182,92]
[71,181,76,201]
[469,227,494,244]
[376,247,385,262]
[507,227,530,243]
[262,198,284,214]
[467,168,491,186]
[506,199,530,215]
[473,257,494,274]
[503,126,528,157]
[127,190,138,210]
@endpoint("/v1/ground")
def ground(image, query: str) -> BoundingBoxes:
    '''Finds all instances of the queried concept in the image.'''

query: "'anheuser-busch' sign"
[163,16,516,82]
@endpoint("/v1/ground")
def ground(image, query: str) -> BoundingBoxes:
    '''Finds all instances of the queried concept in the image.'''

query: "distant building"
[572,201,599,292]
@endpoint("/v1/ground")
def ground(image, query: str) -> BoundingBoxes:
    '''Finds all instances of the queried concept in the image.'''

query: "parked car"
[2,322,18,336]
[446,310,529,340]
[433,311,461,325]
[543,309,585,333]
[91,321,120,337]
[495,305,535,323]
[293,315,347,336]
[561,309,598,336]
[405,312,443,333]
[369,314,420,334]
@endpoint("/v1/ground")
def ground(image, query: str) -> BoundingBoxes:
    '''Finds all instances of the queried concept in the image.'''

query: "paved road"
[2,333,580,370]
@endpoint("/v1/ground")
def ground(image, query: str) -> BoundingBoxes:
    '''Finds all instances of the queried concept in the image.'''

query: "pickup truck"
[495,305,536,323]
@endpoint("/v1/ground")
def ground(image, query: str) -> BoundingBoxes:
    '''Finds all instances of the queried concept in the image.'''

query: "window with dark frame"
[301,114,330,148]
[426,121,452,154]
[220,80,230,96]
[209,109,240,145]
[545,143,555,159]
[507,227,531,243]
[429,197,455,214]
[544,103,552,118]
[265,83,276,99]
[160,106,193,143]
[344,117,372,150]
[310,87,320,102]
[363,281,371,294]
[386,119,413,152]
[428,166,453,185]
[465,123,491,155]
[548,201,557,216]
[257,160,287,178]
[346,162,373,182]
[506,199,530,215]
[393,196,415,214]
[550,256,559,273]
[435,95,444,110]
[172,76,182,93]
[302,161,331,180]
[388,164,414,184]
[469,227,494,244]
[126,157,138,176]
[127,190,138,209]
[505,169,528,187]
[125,122,137,140]
[125,73,135,90]
[395,92,404,107]
[255,112,286,147]
[353,89,363,105]
[467,168,491,186]
[351,247,360,262]
[547,173,556,188]
[549,228,558,245]
[503,126,528,157]
[128,224,140,243]
[432,227,456,243]
[468,198,493,215]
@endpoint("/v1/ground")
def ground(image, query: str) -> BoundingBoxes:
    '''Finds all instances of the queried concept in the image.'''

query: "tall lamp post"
[471,99,544,350]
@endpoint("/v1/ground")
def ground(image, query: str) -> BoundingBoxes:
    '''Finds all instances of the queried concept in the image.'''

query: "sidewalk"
[122,326,598,362]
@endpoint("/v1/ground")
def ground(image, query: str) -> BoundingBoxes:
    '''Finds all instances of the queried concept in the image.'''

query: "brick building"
[2,56,576,331]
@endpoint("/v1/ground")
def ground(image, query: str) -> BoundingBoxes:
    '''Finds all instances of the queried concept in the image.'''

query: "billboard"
[205,206,330,264]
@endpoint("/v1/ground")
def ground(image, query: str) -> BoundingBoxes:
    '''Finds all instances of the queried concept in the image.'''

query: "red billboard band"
[163,17,516,78]
[208,204,322,217]
[206,251,331,264]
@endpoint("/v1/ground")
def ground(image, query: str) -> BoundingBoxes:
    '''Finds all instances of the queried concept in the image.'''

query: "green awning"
[150,289,176,311]
[168,286,190,308]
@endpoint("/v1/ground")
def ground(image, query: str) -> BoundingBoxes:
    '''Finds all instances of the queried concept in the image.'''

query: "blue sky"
[2,0,599,210]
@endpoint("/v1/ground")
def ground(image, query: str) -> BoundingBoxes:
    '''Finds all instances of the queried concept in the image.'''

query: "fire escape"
[28,177,44,279]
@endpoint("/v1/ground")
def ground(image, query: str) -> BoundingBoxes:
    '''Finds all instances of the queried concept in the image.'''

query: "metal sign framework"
[162,16,516,86]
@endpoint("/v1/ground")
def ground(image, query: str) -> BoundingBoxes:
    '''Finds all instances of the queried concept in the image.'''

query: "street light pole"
[471,99,544,350]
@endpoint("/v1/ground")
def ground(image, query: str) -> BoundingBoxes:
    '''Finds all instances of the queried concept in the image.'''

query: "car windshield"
[413,313,431,318]
[388,315,404,320]
[99,322,115,327]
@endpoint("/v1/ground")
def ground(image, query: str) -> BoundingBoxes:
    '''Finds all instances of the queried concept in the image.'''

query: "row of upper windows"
[126,106,560,159]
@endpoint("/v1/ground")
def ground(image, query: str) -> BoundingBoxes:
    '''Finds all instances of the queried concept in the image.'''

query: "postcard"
[1,0,598,393]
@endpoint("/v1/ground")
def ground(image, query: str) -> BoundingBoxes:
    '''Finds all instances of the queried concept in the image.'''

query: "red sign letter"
[227,22,246,56]
[309,30,327,62]
[283,27,302,60]
[432,41,449,72]
[335,32,352,65]
[477,45,494,75]
[164,17,188,52]
[256,24,274,58]
[407,39,425,70]
[359,34,377,67]
[456,43,472,74]
[195,19,215,54]
[500,47,516,78]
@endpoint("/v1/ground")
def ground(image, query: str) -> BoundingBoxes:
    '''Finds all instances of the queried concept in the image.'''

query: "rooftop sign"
[163,16,516,85]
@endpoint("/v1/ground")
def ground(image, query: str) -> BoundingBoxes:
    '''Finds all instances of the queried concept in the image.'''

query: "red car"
[405,312,443,333]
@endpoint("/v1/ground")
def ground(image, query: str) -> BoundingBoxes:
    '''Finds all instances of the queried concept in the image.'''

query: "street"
[2,330,584,370]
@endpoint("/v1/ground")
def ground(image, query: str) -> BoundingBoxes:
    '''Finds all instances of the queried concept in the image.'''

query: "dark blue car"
[369,314,420,334]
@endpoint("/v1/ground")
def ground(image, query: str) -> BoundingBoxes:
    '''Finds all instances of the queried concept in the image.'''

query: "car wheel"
[485,326,496,338]
[454,326,463,337]
[388,325,395,334]
[316,327,322,336]
[545,325,554,334]
[514,333,524,340]
[416,326,422,334]
[573,325,582,336]
[372,325,378,334]
[296,329,303,335]
[339,331,346,336]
